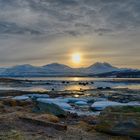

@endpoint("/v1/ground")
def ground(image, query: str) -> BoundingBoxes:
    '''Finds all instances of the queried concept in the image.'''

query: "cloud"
[0,0,139,37]
[0,0,139,68]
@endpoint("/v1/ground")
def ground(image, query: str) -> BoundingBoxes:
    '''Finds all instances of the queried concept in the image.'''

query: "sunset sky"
[0,0,140,68]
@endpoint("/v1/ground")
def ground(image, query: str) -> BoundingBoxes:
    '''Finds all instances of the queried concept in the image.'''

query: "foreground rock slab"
[95,106,140,139]
[19,116,67,131]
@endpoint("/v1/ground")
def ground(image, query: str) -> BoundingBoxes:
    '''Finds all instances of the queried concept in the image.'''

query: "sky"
[0,0,140,68]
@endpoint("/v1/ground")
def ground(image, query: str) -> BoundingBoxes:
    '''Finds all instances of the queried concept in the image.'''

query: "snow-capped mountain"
[0,62,139,77]
[86,62,119,74]
[1,64,45,76]
[43,63,73,73]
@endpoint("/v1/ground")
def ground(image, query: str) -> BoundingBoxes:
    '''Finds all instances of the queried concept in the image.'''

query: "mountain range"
[0,62,139,77]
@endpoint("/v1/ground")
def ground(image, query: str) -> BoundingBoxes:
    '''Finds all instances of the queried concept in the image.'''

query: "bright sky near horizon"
[0,0,140,68]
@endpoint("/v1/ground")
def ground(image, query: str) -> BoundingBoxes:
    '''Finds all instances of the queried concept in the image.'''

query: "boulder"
[37,98,72,110]
[91,101,123,111]
[33,101,67,117]
[95,106,140,139]
[91,101,140,111]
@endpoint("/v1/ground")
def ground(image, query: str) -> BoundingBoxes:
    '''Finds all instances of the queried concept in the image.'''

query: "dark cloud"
[0,0,139,36]
[0,0,139,68]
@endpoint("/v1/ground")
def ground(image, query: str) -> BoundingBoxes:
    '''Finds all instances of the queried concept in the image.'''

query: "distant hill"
[0,62,139,77]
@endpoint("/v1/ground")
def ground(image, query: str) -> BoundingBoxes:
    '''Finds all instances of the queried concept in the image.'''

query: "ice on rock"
[54,102,72,110]
[37,98,73,110]
[91,101,124,111]
[12,95,29,100]
[28,94,49,99]
[91,101,140,111]
[66,98,88,103]
[75,101,88,106]
[126,101,140,106]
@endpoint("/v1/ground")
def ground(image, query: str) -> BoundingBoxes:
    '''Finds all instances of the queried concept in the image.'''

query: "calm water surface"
[0,77,140,91]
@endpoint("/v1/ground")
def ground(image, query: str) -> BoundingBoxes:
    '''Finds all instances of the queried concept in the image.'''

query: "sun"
[72,53,81,63]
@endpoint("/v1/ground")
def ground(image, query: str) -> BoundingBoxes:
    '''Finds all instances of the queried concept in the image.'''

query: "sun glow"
[72,53,81,63]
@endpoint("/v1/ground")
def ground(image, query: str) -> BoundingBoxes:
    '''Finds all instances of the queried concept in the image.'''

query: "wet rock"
[97,87,104,90]
[95,106,140,139]
[105,87,111,90]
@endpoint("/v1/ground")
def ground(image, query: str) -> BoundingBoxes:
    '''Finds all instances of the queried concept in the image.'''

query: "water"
[14,77,140,82]
[0,77,140,91]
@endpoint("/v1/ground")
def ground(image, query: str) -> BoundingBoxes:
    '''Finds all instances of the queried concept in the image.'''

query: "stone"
[19,116,67,131]
[3,99,32,107]
[28,94,49,100]
[12,95,29,100]
[37,98,72,110]
[95,106,140,139]
[35,114,60,123]
[91,101,140,111]
[33,101,67,117]
[91,101,123,111]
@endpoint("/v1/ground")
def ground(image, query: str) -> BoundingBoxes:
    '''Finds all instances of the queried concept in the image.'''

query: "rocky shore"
[0,78,140,140]
[0,88,140,140]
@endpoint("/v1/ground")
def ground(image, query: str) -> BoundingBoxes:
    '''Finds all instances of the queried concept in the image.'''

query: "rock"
[82,116,98,125]
[3,99,17,106]
[75,101,88,106]
[12,95,29,100]
[91,101,140,111]
[97,87,103,90]
[94,97,108,102]
[37,98,68,103]
[28,94,49,100]
[35,114,60,123]
[91,101,123,111]
[2,98,32,107]
[37,98,72,110]
[76,121,95,132]
[95,106,140,139]
[66,98,88,103]
[54,102,72,110]
[105,87,111,89]
[19,116,67,131]
[33,101,67,117]
[0,130,25,140]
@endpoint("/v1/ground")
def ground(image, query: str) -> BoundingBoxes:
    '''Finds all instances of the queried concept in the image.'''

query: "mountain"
[43,63,73,73]
[86,62,119,74]
[0,64,46,77]
[0,62,139,77]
